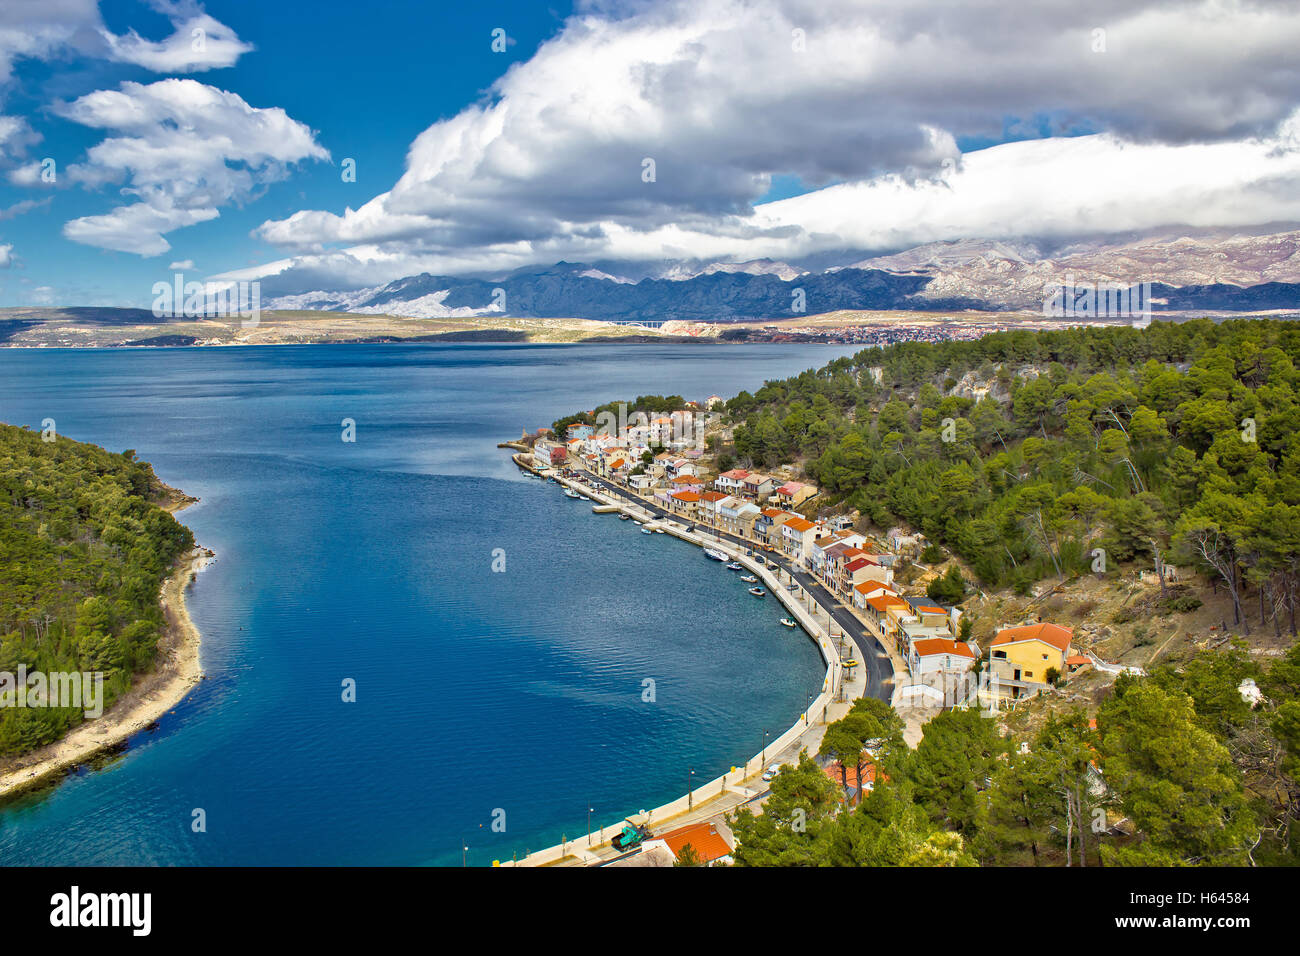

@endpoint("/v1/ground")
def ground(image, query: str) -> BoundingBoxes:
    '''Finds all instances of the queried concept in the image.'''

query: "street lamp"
[587,801,594,846]
[687,768,696,809]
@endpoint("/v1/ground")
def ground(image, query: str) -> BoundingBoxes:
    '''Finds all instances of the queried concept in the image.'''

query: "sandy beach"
[0,504,212,800]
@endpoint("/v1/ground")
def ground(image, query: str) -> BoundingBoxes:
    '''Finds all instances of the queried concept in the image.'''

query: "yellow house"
[988,622,1074,700]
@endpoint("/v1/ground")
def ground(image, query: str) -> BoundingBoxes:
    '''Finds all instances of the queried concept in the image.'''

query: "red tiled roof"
[843,558,873,573]
[671,491,701,502]
[784,517,815,532]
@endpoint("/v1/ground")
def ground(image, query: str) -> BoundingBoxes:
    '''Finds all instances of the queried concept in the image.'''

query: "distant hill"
[266,231,1300,320]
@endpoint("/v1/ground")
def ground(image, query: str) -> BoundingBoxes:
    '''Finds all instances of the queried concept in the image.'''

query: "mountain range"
[266,230,1300,321]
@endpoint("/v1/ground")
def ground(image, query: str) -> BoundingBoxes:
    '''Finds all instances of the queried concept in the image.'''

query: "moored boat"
[726,562,743,571]
[748,586,766,597]
[780,618,797,628]
[740,574,758,583]
[703,547,728,561]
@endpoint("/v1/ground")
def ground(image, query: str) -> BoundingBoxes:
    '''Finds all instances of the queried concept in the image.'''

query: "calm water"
[0,343,853,865]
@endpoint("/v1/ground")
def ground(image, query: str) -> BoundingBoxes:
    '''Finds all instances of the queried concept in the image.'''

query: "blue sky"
[2,0,1300,309]
[0,0,578,306]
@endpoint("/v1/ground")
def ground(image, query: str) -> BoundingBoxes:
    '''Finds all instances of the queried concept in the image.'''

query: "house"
[907,638,979,706]
[669,490,701,517]
[861,593,914,644]
[741,472,775,501]
[842,556,891,593]
[988,622,1074,700]
[754,508,794,549]
[719,497,760,535]
[852,580,898,610]
[658,822,734,865]
[780,516,817,562]
[771,480,817,509]
[715,469,750,494]
[566,423,594,440]
[906,599,950,628]
[628,474,656,493]
[704,395,725,409]
[668,474,703,494]
[697,490,729,525]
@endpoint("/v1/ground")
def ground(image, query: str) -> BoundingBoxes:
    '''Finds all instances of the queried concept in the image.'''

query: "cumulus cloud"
[167,258,194,270]
[244,0,1300,290]
[57,78,328,255]
[101,1,253,73]
[0,242,13,267]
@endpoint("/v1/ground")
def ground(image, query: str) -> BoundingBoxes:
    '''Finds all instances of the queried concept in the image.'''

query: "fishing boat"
[748,586,767,597]
[726,562,743,571]
[563,488,581,499]
[704,548,728,561]
[619,514,631,520]
[655,528,666,534]
[641,527,654,535]
[740,574,758,583]
[780,618,797,628]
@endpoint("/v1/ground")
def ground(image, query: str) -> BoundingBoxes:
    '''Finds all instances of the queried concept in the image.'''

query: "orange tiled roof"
[700,491,729,502]
[660,823,731,862]
[992,622,1074,653]
[912,638,976,659]
[784,517,815,532]
[866,594,910,613]
[671,491,701,502]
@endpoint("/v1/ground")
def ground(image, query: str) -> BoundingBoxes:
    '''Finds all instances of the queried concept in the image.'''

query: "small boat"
[563,488,581,499]
[748,587,767,597]
[704,548,728,561]
[780,618,797,628]
[619,514,631,521]
[740,574,758,583]
[641,527,654,535]
[726,562,743,571]
[655,529,666,534]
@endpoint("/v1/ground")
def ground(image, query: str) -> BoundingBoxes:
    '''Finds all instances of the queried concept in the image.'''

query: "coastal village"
[506,397,1090,866]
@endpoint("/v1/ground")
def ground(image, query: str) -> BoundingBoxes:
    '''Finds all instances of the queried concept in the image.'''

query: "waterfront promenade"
[499,454,892,867]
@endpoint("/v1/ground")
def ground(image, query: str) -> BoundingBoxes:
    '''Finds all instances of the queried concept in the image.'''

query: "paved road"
[572,469,893,703]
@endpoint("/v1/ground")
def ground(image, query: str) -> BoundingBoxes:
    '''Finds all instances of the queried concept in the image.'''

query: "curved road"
[572,469,894,704]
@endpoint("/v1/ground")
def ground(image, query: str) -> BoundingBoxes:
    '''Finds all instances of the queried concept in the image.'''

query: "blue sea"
[0,343,854,865]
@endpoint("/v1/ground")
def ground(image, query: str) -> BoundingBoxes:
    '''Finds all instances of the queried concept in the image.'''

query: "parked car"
[762,764,781,782]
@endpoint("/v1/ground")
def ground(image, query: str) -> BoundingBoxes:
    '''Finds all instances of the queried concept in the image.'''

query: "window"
[1025,671,1033,678]
[1042,653,1048,660]
[993,650,1007,659]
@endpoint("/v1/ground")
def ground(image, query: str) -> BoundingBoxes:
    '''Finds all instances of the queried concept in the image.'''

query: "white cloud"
[58,78,328,255]
[0,242,13,267]
[245,0,1300,291]
[101,4,253,73]
[168,258,195,270]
